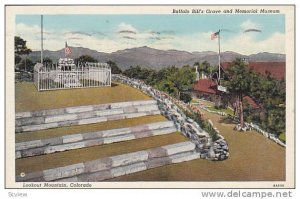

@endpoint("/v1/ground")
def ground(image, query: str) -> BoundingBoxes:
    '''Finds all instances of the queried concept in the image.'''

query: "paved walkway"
[110,108,285,181]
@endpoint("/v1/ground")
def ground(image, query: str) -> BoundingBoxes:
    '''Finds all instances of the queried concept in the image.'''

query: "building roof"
[193,79,217,94]
[248,62,285,80]
[243,96,260,109]
[193,79,260,109]
[221,61,285,80]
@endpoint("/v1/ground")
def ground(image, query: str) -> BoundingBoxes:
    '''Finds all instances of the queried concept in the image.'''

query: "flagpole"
[41,15,43,64]
[218,29,221,84]
[65,42,66,58]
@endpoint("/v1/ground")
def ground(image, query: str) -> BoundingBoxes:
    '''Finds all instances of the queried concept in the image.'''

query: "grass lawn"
[16,115,167,142]
[15,82,151,112]
[207,106,234,115]
[197,99,214,106]
[16,132,186,174]
[111,110,285,181]
[191,98,199,104]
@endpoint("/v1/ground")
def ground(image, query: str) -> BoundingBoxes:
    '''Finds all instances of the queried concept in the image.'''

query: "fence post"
[110,68,112,86]
[38,71,40,91]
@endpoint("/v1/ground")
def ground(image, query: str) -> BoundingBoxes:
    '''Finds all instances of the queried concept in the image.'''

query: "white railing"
[34,64,111,91]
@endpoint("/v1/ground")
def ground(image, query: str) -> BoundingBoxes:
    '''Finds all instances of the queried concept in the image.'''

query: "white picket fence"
[34,63,111,91]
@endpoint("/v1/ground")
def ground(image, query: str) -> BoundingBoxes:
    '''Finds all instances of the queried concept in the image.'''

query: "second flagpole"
[218,29,221,84]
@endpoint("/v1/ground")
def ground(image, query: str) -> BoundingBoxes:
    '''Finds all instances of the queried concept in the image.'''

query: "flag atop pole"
[210,30,220,40]
[210,30,221,84]
[65,42,72,57]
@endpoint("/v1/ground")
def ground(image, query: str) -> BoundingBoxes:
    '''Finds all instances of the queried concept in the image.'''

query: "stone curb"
[16,121,176,158]
[16,100,157,119]
[15,105,160,133]
[16,141,197,182]
[16,103,158,127]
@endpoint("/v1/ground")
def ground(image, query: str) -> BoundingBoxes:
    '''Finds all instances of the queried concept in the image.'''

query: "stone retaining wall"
[16,141,199,182]
[15,100,160,133]
[15,121,177,159]
[112,75,229,161]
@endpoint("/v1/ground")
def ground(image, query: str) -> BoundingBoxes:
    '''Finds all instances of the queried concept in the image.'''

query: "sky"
[15,14,285,55]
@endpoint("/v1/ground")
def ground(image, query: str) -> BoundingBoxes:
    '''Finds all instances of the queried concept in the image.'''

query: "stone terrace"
[15,82,198,182]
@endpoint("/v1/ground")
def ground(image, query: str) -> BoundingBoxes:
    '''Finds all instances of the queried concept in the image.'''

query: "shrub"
[183,108,219,141]
[180,92,192,103]
[278,133,286,143]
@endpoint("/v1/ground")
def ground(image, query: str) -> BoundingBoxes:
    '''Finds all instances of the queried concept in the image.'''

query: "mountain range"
[27,46,286,70]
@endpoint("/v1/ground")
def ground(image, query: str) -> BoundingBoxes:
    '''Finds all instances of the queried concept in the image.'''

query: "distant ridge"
[28,46,286,70]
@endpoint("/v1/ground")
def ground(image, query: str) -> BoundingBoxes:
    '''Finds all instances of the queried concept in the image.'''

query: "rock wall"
[112,75,229,161]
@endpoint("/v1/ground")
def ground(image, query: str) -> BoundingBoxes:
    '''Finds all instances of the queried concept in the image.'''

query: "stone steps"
[16,133,188,175]
[16,141,199,182]
[15,96,203,182]
[15,115,167,142]
[16,121,177,159]
[15,100,160,133]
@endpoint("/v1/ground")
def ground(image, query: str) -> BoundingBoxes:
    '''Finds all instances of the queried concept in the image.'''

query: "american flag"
[65,42,72,56]
[210,31,220,40]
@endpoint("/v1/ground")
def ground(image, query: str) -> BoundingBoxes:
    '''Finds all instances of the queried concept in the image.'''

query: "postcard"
[5,5,295,189]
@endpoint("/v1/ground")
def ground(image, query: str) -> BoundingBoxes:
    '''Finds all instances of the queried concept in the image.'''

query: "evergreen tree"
[75,55,98,65]
[224,58,252,127]
[15,36,32,71]
[15,36,32,57]
[107,61,122,74]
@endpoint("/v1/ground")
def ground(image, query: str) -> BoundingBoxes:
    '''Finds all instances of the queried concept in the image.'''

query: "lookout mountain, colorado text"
[172,9,280,14]
[23,182,92,188]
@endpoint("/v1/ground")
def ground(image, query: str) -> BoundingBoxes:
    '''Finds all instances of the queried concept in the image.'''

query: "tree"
[15,36,32,57]
[252,74,285,135]
[75,55,98,65]
[180,92,192,103]
[107,61,122,74]
[224,58,252,127]
[123,66,142,78]
[156,65,196,99]
[18,58,34,73]
[144,69,157,85]
[194,61,215,78]
[15,56,22,67]
[43,57,53,67]
[263,108,285,136]
[220,58,285,134]
[15,36,32,70]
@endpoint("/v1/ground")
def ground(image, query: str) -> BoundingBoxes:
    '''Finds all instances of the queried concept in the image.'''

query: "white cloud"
[117,23,161,41]
[148,30,285,55]
[221,32,285,54]
[15,22,285,55]
[240,20,261,30]
[118,22,137,33]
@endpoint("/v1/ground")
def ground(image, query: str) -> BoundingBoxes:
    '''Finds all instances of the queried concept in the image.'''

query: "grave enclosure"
[34,58,111,91]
